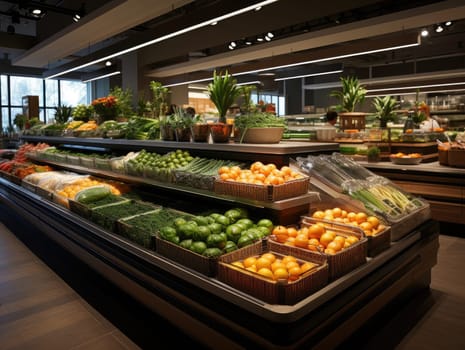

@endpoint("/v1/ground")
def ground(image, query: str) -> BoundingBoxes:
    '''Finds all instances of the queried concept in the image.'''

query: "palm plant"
[207,70,240,123]
[54,104,73,124]
[373,95,399,127]
[331,76,367,112]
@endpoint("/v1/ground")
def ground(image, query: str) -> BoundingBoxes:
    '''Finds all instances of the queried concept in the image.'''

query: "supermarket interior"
[0,1,465,349]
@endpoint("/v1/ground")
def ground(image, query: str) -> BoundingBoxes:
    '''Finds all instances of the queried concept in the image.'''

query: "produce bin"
[214,175,309,202]
[217,240,328,305]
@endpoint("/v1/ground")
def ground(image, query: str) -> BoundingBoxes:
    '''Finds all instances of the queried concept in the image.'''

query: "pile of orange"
[218,161,305,185]
[311,207,386,236]
[271,223,360,255]
[231,252,316,282]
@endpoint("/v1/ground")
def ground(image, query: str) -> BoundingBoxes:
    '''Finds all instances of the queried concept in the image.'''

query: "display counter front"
[0,172,439,349]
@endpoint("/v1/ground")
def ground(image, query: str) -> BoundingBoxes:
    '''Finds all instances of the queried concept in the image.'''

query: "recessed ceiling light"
[421,28,429,37]
[31,8,42,15]
[445,21,452,26]
[435,24,444,33]
[105,60,112,66]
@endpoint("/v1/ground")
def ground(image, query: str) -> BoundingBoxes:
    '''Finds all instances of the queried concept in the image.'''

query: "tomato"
[178,223,197,240]
[236,218,254,229]
[224,241,238,253]
[159,226,177,240]
[179,239,193,250]
[215,215,231,227]
[224,209,242,223]
[193,215,209,226]
[208,222,223,235]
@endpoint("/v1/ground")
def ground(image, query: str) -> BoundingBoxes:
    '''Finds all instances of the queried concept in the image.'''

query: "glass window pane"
[10,76,43,105]
[1,75,8,105]
[2,107,10,131]
[45,79,58,107]
[60,80,87,106]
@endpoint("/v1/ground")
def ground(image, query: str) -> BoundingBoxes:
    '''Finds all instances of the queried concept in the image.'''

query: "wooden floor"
[1,219,465,349]
[0,222,140,350]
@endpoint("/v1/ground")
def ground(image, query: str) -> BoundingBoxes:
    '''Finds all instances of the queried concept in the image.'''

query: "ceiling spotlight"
[228,44,234,50]
[266,32,274,39]
[445,21,452,26]
[421,28,429,37]
[245,40,252,45]
[255,6,262,11]
[105,60,112,67]
[230,41,236,48]
[435,24,444,33]
[257,37,264,42]
[210,21,218,26]
[73,3,86,22]
[31,8,43,16]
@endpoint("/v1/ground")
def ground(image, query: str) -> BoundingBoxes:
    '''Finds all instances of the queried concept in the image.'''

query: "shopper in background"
[185,106,196,118]
[418,103,440,131]
[325,110,338,127]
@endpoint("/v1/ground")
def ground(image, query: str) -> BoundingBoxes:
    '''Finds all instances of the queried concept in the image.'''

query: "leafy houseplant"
[331,76,367,112]
[372,95,399,127]
[54,104,73,124]
[13,114,26,130]
[149,81,169,118]
[367,146,381,162]
[207,70,240,124]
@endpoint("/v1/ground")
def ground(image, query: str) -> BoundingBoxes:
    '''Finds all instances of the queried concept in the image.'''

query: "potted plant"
[149,81,169,118]
[372,95,399,128]
[207,70,240,124]
[367,146,381,162]
[331,76,368,130]
[190,114,209,142]
[172,106,193,142]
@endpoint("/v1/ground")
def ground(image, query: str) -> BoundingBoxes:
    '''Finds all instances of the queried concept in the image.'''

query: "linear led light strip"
[274,69,343,81]
[366,81,465,93]
[163,41,419,87]
[366,87,465,98]
[82,71,121,83]
[46,0,279,79]
[233,41,420,76]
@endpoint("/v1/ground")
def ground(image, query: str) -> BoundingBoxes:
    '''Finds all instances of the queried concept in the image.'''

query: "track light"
[445,21,452,27]
[421,28,429,37]
[266,32,274,39]
[73,3,86,22]
[105,60,112,67]
[435,24,444,33]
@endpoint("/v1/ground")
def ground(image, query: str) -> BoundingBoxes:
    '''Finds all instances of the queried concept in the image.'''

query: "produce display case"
[0,136,439,349]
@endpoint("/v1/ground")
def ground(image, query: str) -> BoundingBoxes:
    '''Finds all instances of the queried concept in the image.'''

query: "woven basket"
[214,176,309,202]
[218,240,328,305]
[302,216,391,258]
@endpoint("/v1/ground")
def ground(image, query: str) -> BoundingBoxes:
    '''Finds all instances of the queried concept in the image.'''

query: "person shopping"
[418,103,440,131]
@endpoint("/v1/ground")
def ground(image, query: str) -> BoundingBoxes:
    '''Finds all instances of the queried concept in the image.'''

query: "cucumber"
[75,185,112,204]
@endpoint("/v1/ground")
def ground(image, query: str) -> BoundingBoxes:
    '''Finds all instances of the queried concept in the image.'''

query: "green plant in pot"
[331,76,367,112]
[372,95,399,128]
[207,70,240,124]
[331,76,367,130]
[54,104,73,124]
[367,146,381,162]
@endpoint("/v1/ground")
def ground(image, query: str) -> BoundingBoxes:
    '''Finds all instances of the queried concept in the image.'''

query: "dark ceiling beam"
[0,31,36,49]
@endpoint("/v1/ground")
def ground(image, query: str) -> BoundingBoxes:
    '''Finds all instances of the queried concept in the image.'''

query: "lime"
[257,218,274,231]
[244,228,262,240]
[237,234,256,248]
[179,239,193,250]
[215,215,231,227]
[167,235,180,245]
[224,241,238,253]
[206,233,227,249]
[236,218,254,229]
[225,224,243,243]
[202,247,223,258]
[193,225,211,241]
[224,209,242,224]
[193,215,209,226]
[190,241,207,254]
[159,226,177,240]
[208,222,223,235]
[256,226,271,238]
[173,217,187,228]
[232,207,249,219]
[178,223,197,240]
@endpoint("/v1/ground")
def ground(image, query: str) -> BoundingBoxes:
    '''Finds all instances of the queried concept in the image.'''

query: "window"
[0,75,88,129]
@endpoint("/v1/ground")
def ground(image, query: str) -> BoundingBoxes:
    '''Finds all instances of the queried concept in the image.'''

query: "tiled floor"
[1,219,464,349]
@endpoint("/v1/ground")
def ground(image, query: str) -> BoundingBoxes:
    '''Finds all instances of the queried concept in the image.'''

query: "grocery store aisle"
[0,222,140,350]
